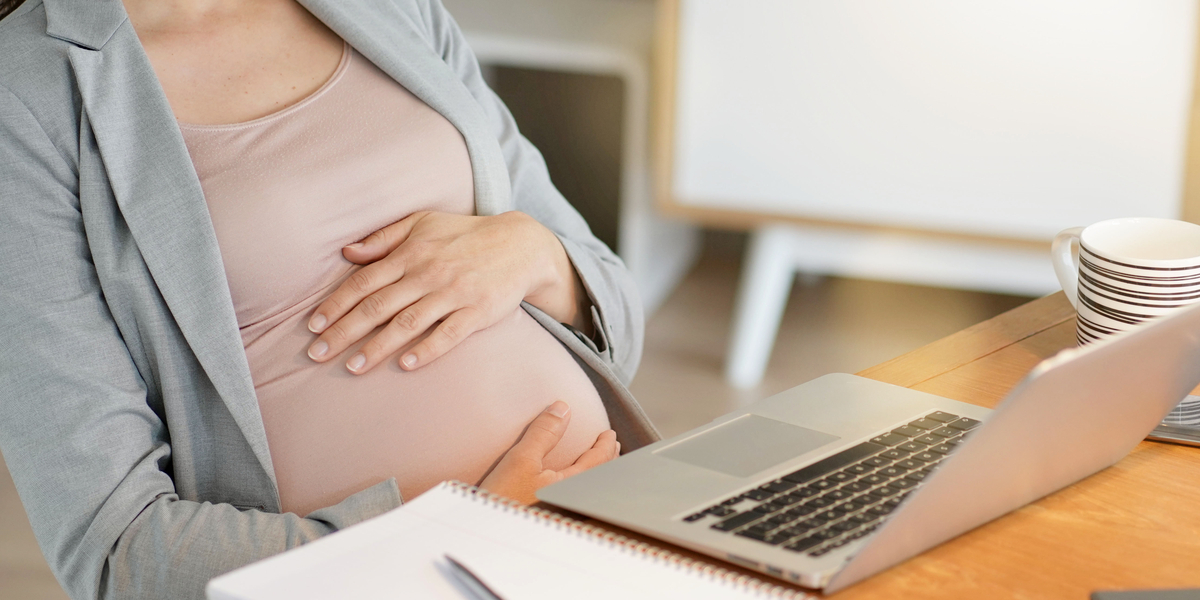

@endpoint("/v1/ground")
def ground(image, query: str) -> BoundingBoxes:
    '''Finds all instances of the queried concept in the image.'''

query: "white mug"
[1052,217,1200,425]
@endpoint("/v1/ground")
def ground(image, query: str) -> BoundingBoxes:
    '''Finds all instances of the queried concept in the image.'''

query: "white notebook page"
[207,482,811,600]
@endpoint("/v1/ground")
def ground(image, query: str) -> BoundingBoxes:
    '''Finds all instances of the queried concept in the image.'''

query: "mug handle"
[1051,227,1085,309]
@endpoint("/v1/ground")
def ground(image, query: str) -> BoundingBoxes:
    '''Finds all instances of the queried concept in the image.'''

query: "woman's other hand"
[480,401,619,505]
[306,211,592,374]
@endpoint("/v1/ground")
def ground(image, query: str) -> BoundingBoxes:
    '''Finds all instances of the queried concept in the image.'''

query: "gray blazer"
[0,0,660,598]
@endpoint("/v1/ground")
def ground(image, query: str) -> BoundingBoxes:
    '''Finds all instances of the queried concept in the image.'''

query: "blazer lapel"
[298,0,514,216]
[65,20,276,484]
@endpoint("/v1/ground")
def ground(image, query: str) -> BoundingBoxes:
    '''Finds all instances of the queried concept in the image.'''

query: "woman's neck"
[121,0,344,125]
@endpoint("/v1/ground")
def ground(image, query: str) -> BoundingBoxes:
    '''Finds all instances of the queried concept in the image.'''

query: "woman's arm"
[427,0,645,384]
[426,0,644,384]
[307,0,645,384]
[0,85,401,600]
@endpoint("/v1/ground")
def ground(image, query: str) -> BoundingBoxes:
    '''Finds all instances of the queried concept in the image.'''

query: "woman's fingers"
[340,212,426,264]
[509,401,572,463]
[343,293,460,374]
[309,258,408,335]
[394,306,486,371]
[556,429,619,479]
[307,278,423,363]
[308,214,429,335]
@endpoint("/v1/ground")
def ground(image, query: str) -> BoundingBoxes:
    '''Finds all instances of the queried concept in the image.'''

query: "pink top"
[180,44,610,515]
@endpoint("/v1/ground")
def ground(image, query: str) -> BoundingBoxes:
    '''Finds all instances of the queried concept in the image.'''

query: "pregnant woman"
[0,0,659,598]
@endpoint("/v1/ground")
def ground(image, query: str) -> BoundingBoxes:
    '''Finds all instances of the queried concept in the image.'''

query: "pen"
[444,554,506,600]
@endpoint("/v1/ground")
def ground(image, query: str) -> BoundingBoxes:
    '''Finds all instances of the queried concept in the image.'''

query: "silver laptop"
[538,300,1200,592]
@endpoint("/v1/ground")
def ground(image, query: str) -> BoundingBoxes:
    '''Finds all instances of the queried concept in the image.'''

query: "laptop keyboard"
[682,411,980,558]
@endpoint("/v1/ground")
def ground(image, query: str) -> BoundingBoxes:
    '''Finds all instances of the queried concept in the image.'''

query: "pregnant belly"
[246,303,610,516]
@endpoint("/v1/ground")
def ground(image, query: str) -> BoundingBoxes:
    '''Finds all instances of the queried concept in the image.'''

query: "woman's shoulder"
[0,1,82,155]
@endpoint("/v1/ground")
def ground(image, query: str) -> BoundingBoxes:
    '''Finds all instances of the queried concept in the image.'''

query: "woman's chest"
[182,49,475,327]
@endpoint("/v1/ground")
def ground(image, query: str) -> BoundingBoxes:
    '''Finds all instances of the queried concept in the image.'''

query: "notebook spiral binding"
[442,481,816,599]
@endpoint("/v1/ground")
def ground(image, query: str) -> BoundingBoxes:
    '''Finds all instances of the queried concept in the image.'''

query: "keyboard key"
[763,480,798,493]
[813,528,840,541]
[776,494,805,506]
[762,532,795,546]
[928,443,953,455]
[864,456,891,467]
[877,466,907,478]
[781,442,885,483]
[744,488,774,501]
[736,528,770,541]
[904,471,928,483]
[711,511,762,531]
[897,441,928,453]
[786,505,816,517]
[826,471,855,484]
[707,505,736,517]
[744,521,775,533]
[765,513,794,526]
[867,504,894,516]
[913,451,940,463]
[908,417,942,430]
[895,459,925,470]
[781,522,816,537]
[929,427,958,438]
[891,425,924,438]
[684,512,707,522]
[846,463,874,475]
[751,504,781,514]
[870,432,910,446]
[869,486,899,498]
[810,479,836,490]
[785,536,823,553]
[832,520,860,532]
[795,518,823,530]
[843,480,873,493]
[839,500,866,513]
[790,486,820,499]
[849,512,877,524]
[811,510,838,522]
[887,478,918,491]
[914,434,942,445]
[805,497,835,509]
[947,417,982,431]
[860,473,887,486]
[927,411,960,423]
[881,449,911,460]
[822,489,852,502]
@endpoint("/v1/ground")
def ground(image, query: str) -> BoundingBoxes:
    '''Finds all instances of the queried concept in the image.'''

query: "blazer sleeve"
[0,86,402,600]
[419,0,646,385]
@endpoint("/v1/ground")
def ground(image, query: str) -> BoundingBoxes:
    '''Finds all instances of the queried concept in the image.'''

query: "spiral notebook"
[206,481,814,600]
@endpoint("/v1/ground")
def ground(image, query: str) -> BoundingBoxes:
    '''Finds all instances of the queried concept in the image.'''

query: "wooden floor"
[0,235,1031,599]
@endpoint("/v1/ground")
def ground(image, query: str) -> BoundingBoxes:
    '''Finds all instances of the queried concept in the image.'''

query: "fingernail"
[401,354,417,368]
[616,442,622,455]
[345,242,364,250]
[308,313,327,332]
[547,401,569,418]
[308,340,328,360]
[347,353,366,373]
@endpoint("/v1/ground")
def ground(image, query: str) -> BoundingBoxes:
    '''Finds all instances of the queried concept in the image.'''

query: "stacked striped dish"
[1076,244,1200,346]
[1053,218,1200,426]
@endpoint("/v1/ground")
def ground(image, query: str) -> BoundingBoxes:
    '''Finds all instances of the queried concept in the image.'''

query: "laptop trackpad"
[655,414,840,478]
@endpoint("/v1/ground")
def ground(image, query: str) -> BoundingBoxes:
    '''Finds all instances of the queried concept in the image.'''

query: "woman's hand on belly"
[306,211,592,374]
[480,400,619,505]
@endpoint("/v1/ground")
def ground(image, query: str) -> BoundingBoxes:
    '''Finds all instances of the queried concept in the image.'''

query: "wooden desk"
[839,292,1200,598]
[570,292,1200,598]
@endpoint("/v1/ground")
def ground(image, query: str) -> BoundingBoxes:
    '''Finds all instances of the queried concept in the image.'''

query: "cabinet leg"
[725,225,797,390]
